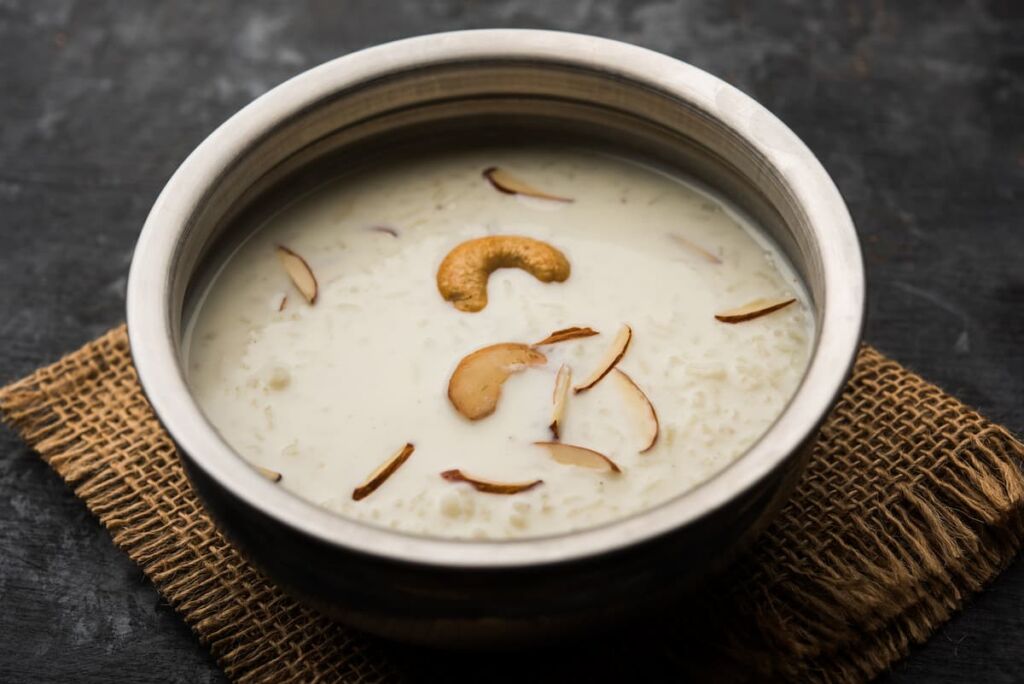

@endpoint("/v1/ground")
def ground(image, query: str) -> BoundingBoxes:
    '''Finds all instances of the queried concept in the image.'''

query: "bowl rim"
[127,29,865,569]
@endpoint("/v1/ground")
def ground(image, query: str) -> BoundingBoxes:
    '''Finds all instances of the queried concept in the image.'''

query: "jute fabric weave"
[1,325,1022,683]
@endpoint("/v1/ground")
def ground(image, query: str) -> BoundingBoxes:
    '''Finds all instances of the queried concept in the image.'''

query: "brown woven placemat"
[1,324,1023,683]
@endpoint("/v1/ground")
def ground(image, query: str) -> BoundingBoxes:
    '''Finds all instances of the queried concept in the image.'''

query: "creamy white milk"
[185,146,813,539]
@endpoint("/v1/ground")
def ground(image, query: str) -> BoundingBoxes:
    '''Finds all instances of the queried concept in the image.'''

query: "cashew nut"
[436,236,571,312]
[447,343,547,420]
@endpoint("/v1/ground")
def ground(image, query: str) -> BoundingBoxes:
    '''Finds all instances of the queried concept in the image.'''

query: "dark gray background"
[1,1,1021,682]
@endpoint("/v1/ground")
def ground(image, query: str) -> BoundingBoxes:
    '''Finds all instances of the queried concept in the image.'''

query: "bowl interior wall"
[172,62,821,348]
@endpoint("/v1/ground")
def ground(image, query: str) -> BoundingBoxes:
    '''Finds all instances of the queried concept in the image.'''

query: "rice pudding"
[185,145,813,539]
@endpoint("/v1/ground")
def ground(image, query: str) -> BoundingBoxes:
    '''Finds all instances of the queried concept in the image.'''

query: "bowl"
[126,29,864,647]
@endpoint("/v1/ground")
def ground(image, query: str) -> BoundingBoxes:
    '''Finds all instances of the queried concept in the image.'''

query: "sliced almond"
[370,225,399,237]
[276,245,318,304]
[574,324,632,393]
[448,343,547,420]
[612,369,659,453]
[534,326,599,346]
[549,364,572,439]
[255,465,282,483]
[482,167,573,203]
[277,294,288,312]
[352,443,414,501]
[534,441,621,473]
[440,469,543,494]
[714,297,796,323]
[668,234,722,264]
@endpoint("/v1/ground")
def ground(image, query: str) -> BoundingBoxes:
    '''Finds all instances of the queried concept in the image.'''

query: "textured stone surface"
[0,1,1021,681]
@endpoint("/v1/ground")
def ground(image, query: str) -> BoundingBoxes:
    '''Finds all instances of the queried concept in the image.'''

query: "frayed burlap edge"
[0,326,399,684]
[707,348,1024,682]
[1,326,1022,683]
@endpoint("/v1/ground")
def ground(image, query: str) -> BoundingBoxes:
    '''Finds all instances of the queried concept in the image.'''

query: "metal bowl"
[126,30,864,647]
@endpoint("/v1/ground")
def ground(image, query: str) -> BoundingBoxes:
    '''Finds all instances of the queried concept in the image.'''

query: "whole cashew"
[436,236,571,312]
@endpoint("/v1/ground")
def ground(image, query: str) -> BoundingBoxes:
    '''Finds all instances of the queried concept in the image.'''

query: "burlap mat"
[1,325,1023,683]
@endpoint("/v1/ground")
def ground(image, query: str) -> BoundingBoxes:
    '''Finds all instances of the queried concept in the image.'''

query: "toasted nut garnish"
[612,369,659,453]
[668,234,722,264]
[534,441,621,473]
[255,465,282,482]
[369,225,399,237]
[437,236,570,312]
[441,469,543,494]
[715,297,796,323]
[352,443,414,501]
[549,364,572,439]
[534,326,599,346]
[574,324,632,393]
[276,245,318,304]
[448,343,547,420]
[483,167,573,202]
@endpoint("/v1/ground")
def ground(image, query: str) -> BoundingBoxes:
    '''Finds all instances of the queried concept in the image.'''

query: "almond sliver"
[276,245,318,304]
[714,297,796,323]
[352,443,415,501]
[483,167,573,202]
[534,326,599,346]
[440,469,543,494]
[534,441,621,473]
[574,324,632,393]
